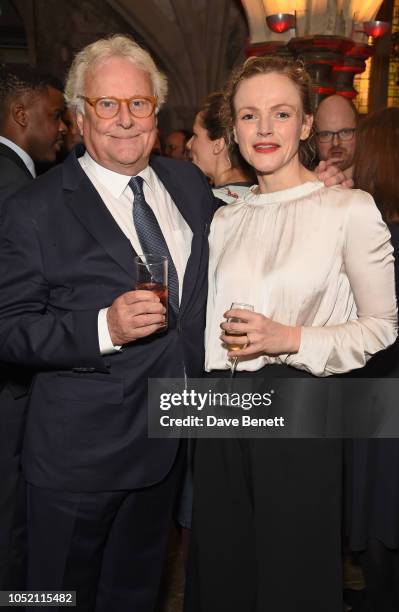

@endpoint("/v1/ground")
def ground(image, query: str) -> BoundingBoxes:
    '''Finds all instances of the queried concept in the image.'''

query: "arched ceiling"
[106,0,248,129]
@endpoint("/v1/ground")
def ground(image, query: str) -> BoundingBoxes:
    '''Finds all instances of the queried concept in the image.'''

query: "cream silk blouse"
[205,181,398,376]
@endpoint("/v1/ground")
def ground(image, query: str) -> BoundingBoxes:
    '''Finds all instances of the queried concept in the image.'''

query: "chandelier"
[241,0,390,106]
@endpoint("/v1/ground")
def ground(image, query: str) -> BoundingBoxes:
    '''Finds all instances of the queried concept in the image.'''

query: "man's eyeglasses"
[315,128,356,143]
[78,95,157,119]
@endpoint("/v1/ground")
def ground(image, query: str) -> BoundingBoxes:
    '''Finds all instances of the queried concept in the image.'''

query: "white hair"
[64,34,168,114]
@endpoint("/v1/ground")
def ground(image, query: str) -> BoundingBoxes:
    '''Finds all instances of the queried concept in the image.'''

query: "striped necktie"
[129,176,179,312]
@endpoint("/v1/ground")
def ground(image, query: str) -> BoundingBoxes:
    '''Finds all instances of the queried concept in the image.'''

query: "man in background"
[61,107,83,153]
[315,94,358,180]
[0,63,66,201]
[164,129,191,160]
[0,63,66,595]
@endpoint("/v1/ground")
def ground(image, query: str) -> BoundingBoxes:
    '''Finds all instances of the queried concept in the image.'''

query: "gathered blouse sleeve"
[287,191,398,376]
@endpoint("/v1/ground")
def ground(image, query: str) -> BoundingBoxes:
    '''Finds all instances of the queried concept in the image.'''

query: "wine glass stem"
[230,356,239,378]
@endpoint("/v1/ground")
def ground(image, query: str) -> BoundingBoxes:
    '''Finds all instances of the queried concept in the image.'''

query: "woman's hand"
[220,308,301,358]
[315,160,354,189]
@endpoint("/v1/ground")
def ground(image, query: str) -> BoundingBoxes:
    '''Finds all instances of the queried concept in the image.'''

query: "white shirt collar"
[81,151,154,198]
[0,136,36,178]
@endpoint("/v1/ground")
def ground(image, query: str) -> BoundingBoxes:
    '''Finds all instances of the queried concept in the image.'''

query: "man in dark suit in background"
[0,64,66,201]
[0,64,66,594]
[0,35,214,611]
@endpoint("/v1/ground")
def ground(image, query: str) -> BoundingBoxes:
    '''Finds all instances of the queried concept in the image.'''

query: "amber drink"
[134,254,168,330]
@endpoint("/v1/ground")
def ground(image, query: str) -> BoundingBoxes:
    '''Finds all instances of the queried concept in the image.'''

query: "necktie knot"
[129,176,145,199]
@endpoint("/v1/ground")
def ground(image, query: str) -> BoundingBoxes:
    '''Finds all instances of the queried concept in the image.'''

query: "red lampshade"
[266,13,295,34]
[362,21,390,38]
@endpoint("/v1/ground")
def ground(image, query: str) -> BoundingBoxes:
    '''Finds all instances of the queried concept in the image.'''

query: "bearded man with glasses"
[0,34,214,611]
[315,94,358,180]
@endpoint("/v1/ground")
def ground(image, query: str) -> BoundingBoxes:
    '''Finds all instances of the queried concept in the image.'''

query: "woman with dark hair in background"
[186,91,256,204]
[348,107,399,612]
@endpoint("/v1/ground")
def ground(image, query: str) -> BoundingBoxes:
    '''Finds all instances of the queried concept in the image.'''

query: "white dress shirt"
[78,152,193,353]
[0,135,36,177]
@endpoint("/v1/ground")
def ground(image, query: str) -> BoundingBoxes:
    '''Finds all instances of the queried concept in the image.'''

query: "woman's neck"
[257,157,316,194]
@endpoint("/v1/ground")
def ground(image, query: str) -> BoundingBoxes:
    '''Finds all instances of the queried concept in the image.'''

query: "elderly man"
[0,35,214,611]
[315,94,358,179]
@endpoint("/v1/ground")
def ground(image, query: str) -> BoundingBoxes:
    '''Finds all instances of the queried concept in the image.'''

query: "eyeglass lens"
[95,98,153,118]
[317,129,355,143]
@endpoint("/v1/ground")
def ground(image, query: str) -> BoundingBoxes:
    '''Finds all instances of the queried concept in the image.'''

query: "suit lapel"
[62,153,137,279]
[62,152,207,310]
[150,158,206,316]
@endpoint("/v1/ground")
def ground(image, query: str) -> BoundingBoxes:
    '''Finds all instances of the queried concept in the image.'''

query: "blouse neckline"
[244,180,325,205]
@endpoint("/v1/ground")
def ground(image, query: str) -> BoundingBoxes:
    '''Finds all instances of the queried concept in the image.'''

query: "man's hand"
[107,290,166,345]
[315,160,354,189]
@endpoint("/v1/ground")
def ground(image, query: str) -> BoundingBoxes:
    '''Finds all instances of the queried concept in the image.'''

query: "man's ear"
[10,102,28,128]
[76,111,84,136]
[300,114,313,141]
[212,137,226,155]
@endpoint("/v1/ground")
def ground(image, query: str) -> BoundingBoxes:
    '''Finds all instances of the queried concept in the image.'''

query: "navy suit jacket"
[0,151,214,492]
[0,142,33,205]
[0,142,34,399]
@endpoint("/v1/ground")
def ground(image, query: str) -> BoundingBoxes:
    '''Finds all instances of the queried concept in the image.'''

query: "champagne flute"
[225,302,254,378]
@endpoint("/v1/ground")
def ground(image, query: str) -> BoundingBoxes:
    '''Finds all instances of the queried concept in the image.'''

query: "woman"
[179,89,354,537]
[186,91,255,204]
[347,107,399,612]
[184,57,397,612]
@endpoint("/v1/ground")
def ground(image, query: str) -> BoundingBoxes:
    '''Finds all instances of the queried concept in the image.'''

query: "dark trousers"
[27,446,183,612]
[0,385,28,591]
[360,539,399,612]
